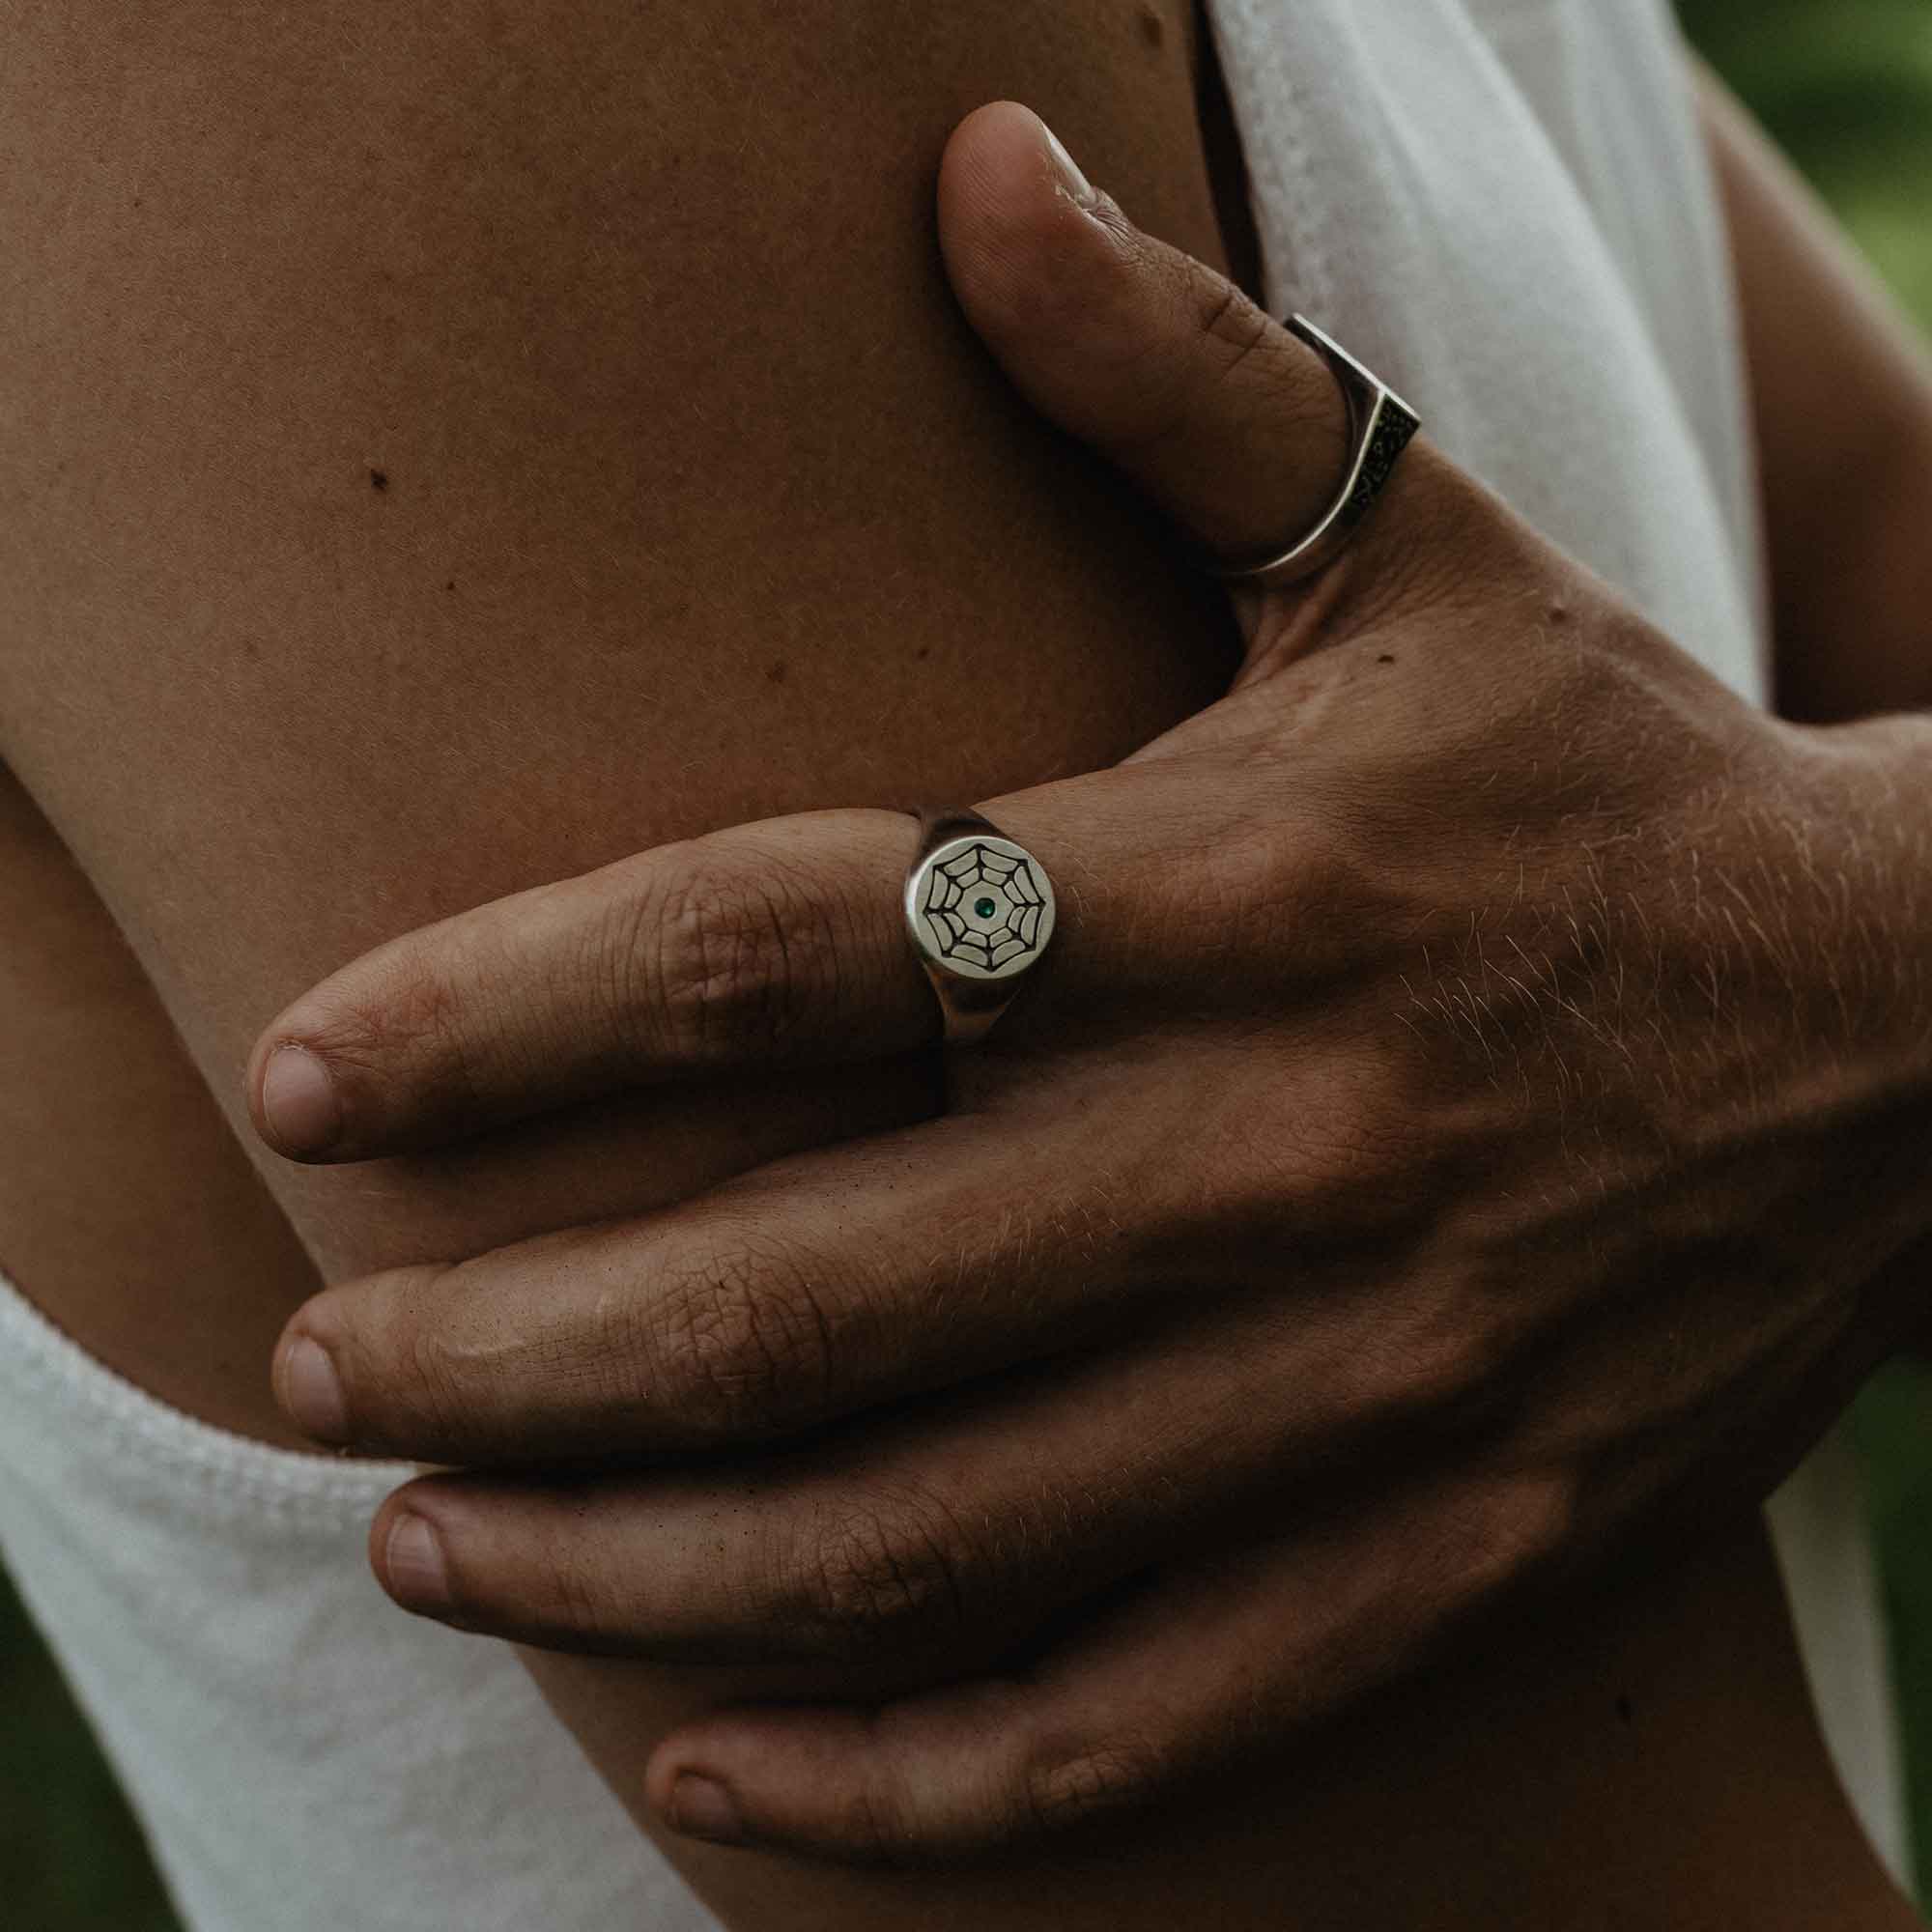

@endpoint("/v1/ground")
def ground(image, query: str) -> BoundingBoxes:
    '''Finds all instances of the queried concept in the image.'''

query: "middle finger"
[275,1064,1209,1462]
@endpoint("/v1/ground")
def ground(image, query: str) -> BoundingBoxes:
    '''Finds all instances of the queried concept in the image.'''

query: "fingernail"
[278,1335,351,1444]
[383,1513,453,1615]
[670,1774,746,1846]
[1041,121,1099,211]
[261,1045,342,1155]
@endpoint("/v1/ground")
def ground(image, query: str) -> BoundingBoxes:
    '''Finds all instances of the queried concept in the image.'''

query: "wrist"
[1776,709,1932,1330]
[1778,709,1932,1056]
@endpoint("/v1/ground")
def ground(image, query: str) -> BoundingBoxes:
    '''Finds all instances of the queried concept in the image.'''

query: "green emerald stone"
[975,896,998,919]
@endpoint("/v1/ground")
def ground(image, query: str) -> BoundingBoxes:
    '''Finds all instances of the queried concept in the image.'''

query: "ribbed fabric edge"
[0,1265,412,1516]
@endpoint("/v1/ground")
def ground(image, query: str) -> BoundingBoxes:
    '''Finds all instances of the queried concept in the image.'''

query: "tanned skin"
[0,10,1920,1927]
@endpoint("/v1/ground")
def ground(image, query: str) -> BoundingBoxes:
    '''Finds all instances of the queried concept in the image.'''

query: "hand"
[252,102,1932,1861]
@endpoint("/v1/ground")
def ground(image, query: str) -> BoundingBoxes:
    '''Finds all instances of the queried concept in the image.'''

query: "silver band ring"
[903,809,1057,1045]
[1210,315,1421,591]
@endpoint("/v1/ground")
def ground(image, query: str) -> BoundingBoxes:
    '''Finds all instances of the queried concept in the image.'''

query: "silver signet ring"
[903,809,1057,1045]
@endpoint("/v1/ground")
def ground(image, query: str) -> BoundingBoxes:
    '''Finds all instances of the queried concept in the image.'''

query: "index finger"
[248,807,937,1161]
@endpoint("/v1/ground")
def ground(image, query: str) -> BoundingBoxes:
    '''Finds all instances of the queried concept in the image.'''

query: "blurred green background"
[4,3,1932,1925]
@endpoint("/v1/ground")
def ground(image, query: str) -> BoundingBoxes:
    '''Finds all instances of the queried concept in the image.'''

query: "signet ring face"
[903,810,1056,1044]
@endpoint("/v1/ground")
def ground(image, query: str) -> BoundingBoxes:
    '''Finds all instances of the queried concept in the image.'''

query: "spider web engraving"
[920,842,1046,971]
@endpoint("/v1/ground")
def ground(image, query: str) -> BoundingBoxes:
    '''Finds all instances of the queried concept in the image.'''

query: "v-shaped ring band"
[1209,315,1422,592]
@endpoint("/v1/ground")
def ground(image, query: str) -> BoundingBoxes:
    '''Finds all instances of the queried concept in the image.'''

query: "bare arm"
[0,5,1242,1923]
[1696,61,1932,721]
[1698,65,1932,1374]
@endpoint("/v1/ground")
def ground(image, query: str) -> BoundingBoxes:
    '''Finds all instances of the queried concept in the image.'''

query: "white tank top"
[0,2,1906,1922]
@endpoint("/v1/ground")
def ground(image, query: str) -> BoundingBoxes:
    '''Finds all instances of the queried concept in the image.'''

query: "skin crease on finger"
[0,10,1921,1932]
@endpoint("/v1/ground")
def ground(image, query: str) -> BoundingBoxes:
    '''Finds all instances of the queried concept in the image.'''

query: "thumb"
[938,101,1389,576]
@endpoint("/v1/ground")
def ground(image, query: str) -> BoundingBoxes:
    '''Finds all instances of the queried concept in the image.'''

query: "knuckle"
[1208,1050,1423,1236]
[1185,272,1349,479]
[1111,263,1280,460]
[1022,1733,1166,1836]
[1364,1294,1497,1428]
[795,1500,971,1660]
[354,1264,470,1440]
[1313,1247,1529,1439]
[1350,1473,1581,1650]
[627,845,822,1061]
[1449,1471,1578,1610]
[647,1231,838,1439]
[825,1776,903,1862]
[1182,787,1382,982]
[817,1759,937,1867]
[1294,1075,1422,1208]
[1190,276,1280,392]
